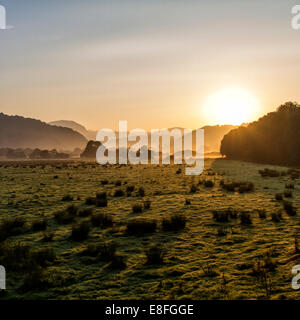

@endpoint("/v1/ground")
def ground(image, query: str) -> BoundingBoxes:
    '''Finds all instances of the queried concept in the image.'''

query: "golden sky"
[1,0,300,130]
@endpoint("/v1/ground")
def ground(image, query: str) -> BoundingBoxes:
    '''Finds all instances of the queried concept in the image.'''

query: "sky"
[1,0,300,130]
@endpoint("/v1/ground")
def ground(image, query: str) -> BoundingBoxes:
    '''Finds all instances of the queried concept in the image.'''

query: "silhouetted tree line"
[220,102,300,166]
[0,148,70,159]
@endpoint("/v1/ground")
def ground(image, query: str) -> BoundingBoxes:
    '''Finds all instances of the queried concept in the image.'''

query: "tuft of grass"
[145,244,164,264]
[285,183,295,189]
[90,213,113,228]
[85,197,96,205]
[239,212,252,225]
[162,214,187,231]
[0,217,26,241]
[126,220,157,235]
[283,201,297,216]
[32,219,47,232]
[204,180,214,188]
[96,198,108,207]
[271,211,283,222]
[96,192,107,200]
[71,221,90,241]
[138,187,145,197]
[201,263,218,277]
[54,205,77,224]
[284,190,293,198]
[257,209,267,219]
[132,204,143,213]
[275,193,283,201]
[78,208,93,217]
[189,184,197,193]
[100,179,108,185]
[113,189,125,197]
[61,194,73,202]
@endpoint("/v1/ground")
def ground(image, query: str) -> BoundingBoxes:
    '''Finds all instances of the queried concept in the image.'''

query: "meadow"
[0,158,300,300]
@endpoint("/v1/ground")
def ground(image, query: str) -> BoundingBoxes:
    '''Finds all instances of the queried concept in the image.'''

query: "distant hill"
[49,120,97,140]
[0,113,87,150]
[220,102,300,166]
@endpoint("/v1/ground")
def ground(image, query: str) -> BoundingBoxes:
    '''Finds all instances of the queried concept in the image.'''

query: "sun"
[202,87,260,125]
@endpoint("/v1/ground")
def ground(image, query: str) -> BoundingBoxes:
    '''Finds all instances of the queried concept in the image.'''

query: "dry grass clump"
[189,184,197,193]
[283,200,297,216]
[201,263,218,277]
[220,181,254,193]
[54,205,77,224]
[143,200,151,210]
[204,180,214,188]
[61,194,73,202]
[284,190,293,198]
[285,183,295,189]
[271,211,283,222]
[126,220,157,235]
[257,209,267,219]
[239,211,252,225]
[71,221,90,241]
[275,193,283,201]
[90,213,113,228]
[132,204,143,213]
[0,217,26,241]
[145,244,164,264]
[78,207,94,217]
[259,168,281,178]
[32,219,47,232]
[162,213,187,231]
[113,189,125,197]
[137,187,145,197]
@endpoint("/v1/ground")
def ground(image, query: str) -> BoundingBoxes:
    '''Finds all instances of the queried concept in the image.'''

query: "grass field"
[0,158,300,300]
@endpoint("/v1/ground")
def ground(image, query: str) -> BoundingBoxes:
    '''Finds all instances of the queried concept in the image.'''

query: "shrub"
[90,213,113,227]
[145,245,164,264]
[239,212,252,225]
[132,204,143,213]
[126,220,157,235]
[32,219,47,232]
[259,169,280,178]
[113,189,125,197]
[0,217,26,241]
[204,180,214,188]
[217,227,227,237]
[283,201,297,216]
[78,208,93,217]
[101,179,108,185]
[162,214,187,231]
[126,185,135,194]
[71,222,90,241]
[61,194,73,201]
[82,241,116,259]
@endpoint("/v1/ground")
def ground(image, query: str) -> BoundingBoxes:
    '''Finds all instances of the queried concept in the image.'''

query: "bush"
[32,219,47,232]
[132,204,143,213]
[162,214,187,231]
[113,189,125,197]
[126,220,157,235]
[78,208,93,217]
[90,213,113,228]
[283,201,297,216]
[238,182,254,193]
[145,245,164,264]
[0,217,26,241]
[115,180,122,186]
[259,169,280,178]
[82,241,116,259]
[101,179,108,185]
[204,180,214,188]
[71,222,90,241]
[239,212,252,225]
